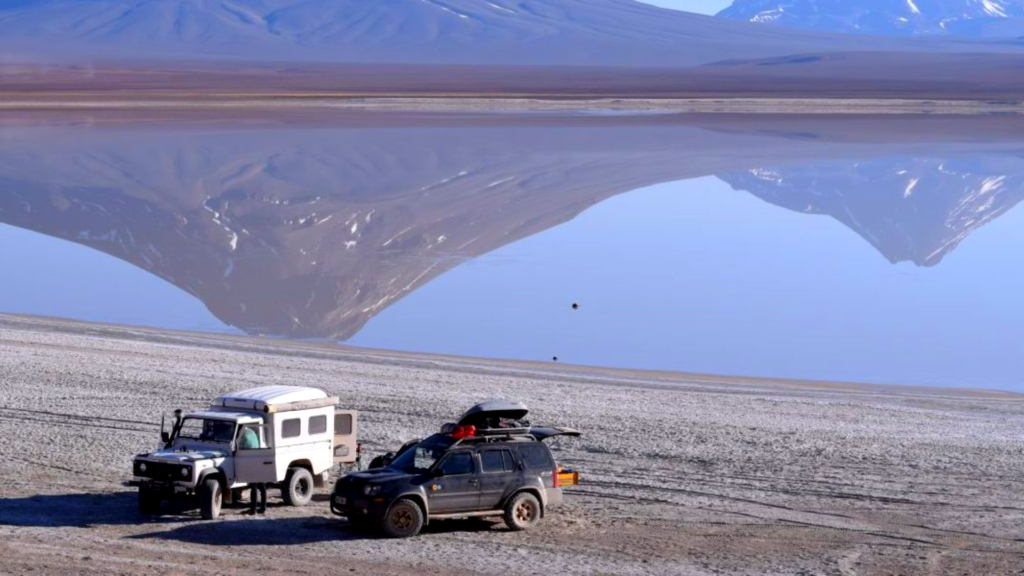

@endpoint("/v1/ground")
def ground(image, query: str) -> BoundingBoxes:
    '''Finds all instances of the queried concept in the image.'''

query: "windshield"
[177,418,237,443]
[390,436,455,473]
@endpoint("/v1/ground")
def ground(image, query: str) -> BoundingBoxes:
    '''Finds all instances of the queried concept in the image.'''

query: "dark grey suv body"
[331,432,570,537]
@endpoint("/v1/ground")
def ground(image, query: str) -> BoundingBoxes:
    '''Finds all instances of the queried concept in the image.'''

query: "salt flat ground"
[0,314,1022,575]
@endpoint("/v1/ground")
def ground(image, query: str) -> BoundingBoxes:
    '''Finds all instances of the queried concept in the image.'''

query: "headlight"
[363,485,381,496]
[139,463,147,473]
[181,466,192,478]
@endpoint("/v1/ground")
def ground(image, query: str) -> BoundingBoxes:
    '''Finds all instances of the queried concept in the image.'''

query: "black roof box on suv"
[458,400,529,427]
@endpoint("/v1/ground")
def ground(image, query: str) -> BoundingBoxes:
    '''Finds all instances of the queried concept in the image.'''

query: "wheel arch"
[286,459,319,487]
[392,493,430,525]
[504,487,545,517]
[287,459,314,473]
[197,468,227,491]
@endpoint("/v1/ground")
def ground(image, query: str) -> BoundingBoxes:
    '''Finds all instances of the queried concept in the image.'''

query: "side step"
[428,510,504,520]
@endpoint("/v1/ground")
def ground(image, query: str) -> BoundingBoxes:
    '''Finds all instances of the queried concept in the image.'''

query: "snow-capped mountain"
[0,0,1013,66]
[718,0,1024,37]
[719,155,1024,266]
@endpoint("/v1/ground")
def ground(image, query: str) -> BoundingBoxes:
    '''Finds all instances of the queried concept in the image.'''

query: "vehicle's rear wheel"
[199,478,223,520]
[282,467,314,507]
[138,485,160,515]
[503,492,541,531]
[382,499,424,538]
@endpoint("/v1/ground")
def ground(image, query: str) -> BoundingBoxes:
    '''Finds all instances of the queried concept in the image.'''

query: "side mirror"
[431,468,445,478]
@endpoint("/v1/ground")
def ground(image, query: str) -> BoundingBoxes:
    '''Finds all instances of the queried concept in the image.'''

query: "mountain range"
[1,116,1022,339]
[720,155,1024,266]
[719,0,1024,37]
[0,0,1020,66]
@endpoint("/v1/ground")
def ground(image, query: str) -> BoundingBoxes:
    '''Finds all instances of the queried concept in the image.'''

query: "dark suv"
[330,401,580,538]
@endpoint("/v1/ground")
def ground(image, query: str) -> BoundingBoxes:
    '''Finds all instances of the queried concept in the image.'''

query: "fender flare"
[503,487,545,518]
[197,468,227,492]
[389,492,430,525]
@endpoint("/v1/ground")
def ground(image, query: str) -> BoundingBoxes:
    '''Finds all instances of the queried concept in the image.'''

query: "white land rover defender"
[130,386,358,519]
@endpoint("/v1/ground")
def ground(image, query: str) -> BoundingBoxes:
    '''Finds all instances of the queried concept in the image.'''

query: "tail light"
[553,469,561,488]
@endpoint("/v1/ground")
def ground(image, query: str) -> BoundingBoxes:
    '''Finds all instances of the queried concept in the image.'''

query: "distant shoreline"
[2,95,1023,115]
[1,313,1018,398]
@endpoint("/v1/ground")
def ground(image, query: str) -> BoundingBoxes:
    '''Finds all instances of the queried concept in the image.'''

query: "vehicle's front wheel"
[503,492,541,531]
[382,499,424,538]
[282,467,314,507]
[199,478,223,520]
[138,485,160,515]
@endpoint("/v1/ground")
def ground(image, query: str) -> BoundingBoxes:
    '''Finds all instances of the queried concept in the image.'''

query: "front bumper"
[133,460,197,487]
[126,478,193,495]
[329,491,390,519]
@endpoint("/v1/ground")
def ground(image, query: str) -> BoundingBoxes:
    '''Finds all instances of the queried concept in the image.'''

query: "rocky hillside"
[719,0,1024,37]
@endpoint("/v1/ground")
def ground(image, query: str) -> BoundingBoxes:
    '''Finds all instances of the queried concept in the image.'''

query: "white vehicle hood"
[140,449,227,463]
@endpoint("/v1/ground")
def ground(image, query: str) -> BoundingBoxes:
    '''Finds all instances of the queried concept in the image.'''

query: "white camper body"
[131,386,358,519]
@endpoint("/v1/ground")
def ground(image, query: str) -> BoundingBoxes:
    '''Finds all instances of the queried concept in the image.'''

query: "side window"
[502,450,517,471]
[281,418,301,439]
[237,424,265,450]
[335,414,352,435]
[439,452,474,476]
[309,415,327,435]
[481,449,515,473]
[518,444,554,469]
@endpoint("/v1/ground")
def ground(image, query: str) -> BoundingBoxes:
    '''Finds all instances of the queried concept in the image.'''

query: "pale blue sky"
[638,0,733,14]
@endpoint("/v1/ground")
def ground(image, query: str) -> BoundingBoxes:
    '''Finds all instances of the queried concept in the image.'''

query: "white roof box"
[214,386,337,414]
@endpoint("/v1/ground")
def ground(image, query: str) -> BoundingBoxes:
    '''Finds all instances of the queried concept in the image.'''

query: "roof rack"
[476,427,530,436]
[452,432,537,446]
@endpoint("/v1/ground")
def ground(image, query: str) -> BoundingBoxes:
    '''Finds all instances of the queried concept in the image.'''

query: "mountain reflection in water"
[1,114,1022,389]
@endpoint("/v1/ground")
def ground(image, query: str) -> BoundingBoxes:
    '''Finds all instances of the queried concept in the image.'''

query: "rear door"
[478,447,518,509]
[427,450,481,513]
[233,423,277,483]
[333,411,358,465]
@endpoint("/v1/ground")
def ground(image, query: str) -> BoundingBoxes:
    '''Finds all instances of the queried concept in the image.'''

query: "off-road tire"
[282,467,314,507]
[199,477,223,520]
[382,499,424,538]
[503,492,541,531]
[138,485,160,515]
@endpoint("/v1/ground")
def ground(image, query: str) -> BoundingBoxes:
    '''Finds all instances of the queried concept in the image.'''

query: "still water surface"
[1,115,1021,390]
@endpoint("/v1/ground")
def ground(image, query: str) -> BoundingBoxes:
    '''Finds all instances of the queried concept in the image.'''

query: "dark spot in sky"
[571,303,579,310]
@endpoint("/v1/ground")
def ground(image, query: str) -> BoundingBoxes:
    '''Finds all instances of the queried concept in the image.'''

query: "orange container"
[557,470,580,486]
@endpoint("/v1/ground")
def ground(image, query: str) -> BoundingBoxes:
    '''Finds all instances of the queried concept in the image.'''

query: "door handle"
[469,479,480,486]
[263,461,273,465]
